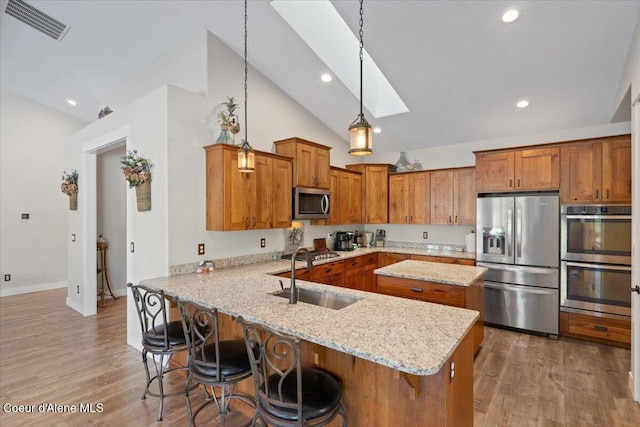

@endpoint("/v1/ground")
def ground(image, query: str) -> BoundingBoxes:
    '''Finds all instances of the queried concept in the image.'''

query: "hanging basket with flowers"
[215,96,240,144]
[61,170,79,210]
[120,150,153,212]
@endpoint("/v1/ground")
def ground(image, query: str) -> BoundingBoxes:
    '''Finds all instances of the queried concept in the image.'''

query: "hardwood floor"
[1,289,638,426]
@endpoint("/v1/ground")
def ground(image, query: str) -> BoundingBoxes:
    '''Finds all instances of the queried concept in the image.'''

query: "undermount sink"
[271,288,358,310]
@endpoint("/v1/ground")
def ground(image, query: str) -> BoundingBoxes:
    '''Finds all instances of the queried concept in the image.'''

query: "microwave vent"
[5,0,70,41]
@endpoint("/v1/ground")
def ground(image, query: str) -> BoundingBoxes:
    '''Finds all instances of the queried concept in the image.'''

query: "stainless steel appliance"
[281,250,341,262]
[476,193,560,336]
[292,187,330,220]
[334,232,355,251]
[560,204,632,317]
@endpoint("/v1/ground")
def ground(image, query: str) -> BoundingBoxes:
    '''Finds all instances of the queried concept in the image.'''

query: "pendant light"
[238,0,255,172]
[348,0,372,156]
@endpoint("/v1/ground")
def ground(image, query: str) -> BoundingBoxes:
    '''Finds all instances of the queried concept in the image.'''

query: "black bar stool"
[176,298,255,426]
[128,283,196,422]
[237,318,347,427]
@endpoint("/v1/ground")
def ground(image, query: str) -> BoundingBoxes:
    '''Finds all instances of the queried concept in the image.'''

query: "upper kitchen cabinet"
[475,147,559,192]
[430,167,476,225]
[311,167,362,226]
[274,137,331,189]
[346,164,395,224]
[388,171,430,224]
[205,144,292,231]
[560,135,631,203]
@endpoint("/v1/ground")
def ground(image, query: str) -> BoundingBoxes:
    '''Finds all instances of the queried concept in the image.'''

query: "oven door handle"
[477,262,558,275]
[565,215,632,220]
[564,261,632,271]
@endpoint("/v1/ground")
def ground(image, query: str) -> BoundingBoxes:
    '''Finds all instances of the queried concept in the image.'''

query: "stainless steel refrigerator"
[476,193,559,336]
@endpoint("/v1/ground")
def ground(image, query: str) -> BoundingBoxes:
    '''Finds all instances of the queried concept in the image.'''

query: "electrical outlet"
[71,233,76,242]
[198,243,205,255]
[130,242,135,253]
[260,238,266,248]
[21,213,29,220]
[423,232,428,239]
[4,274,10,282]
[76,285,80,294]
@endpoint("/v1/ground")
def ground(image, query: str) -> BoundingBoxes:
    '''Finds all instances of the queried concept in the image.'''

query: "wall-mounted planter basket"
[69,193,78,211]
[135,181,151,212]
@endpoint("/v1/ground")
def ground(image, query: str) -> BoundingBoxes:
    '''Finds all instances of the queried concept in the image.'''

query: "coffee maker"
[334,232,355,251]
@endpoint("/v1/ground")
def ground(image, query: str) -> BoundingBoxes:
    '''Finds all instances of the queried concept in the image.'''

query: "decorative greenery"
[61,170,78,196]
[120,150,152,188]
[217,96,239,129]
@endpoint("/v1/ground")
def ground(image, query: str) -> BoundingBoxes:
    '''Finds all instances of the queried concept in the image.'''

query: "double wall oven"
[560,205,632,317]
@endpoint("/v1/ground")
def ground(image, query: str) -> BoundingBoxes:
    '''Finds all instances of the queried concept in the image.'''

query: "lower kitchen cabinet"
[344,253,379,291]
[309,260,344,286]
[560,311,631,348]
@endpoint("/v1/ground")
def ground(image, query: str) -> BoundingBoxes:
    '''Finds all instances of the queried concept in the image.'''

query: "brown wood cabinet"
[430,167,476,225]
[346,164,395,224]
[312,167,362,226]
[205,144,292,231]
[343,253,379,292]
[389,171,430,224]
[274,137,331,189]
[560,311,630,348]
[560,135,631,203]
[475,146,559,192]
[309,260,344,287]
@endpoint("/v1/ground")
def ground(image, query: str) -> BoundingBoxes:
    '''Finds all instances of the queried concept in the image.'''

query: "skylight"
[270,0,409,119]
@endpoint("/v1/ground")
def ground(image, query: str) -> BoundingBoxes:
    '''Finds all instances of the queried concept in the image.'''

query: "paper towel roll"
[465,233,475,253]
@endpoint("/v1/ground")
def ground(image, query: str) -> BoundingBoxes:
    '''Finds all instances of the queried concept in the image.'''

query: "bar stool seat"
[190,341,252,379]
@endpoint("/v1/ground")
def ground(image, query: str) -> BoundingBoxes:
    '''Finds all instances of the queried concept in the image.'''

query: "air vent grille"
[5,0,69,41]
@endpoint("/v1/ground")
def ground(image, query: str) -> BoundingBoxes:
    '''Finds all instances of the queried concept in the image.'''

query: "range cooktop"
[280,250,341,262]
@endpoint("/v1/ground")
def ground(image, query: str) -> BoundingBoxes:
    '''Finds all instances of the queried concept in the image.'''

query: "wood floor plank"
[2,289,639,426]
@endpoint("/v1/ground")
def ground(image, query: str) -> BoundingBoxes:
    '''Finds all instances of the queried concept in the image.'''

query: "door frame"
[631,93,639,402]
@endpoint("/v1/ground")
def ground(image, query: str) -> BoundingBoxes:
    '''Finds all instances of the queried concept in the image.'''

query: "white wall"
[614,14,640,115]
[0,88,86,296]
[97,145,127,297]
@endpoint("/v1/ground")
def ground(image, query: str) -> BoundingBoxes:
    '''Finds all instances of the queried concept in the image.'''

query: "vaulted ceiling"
[2,0,639,154]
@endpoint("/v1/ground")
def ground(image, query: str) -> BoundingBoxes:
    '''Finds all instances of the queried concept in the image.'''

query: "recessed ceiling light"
[321,73,332,83]
[502,9,520,24]
[373,127,382,134]
[516,100,530,109]
[67,99,77,106]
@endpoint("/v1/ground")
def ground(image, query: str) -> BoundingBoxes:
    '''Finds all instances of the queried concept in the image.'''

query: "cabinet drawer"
[376,276,465,307]
[439,257,475,266]
[562,312,630,344]
[410,255,441,263]
[310,261,344,281]
[345,254,379,271]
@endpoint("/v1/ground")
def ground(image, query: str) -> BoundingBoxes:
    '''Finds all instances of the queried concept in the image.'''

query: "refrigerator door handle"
[485,281,558,295]
[506,207,513,257]
[516,203,522,258]
[477,262,558,275]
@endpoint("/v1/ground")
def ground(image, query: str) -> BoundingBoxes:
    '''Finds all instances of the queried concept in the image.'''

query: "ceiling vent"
[4,0,70,41]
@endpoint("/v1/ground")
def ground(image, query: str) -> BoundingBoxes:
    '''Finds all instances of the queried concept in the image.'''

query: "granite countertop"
[375,260,487,286]
[142,259,478,377]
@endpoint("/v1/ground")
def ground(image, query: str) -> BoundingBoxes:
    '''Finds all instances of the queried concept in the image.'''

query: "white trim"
[65,295,84,314]
[631,96,640,402]
[0,281,67,297]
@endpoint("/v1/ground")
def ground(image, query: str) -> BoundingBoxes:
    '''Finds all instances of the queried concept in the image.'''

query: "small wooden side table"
[97,235,118,308]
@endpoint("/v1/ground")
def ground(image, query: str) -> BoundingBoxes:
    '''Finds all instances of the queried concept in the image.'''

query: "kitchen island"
[141,258,480,426]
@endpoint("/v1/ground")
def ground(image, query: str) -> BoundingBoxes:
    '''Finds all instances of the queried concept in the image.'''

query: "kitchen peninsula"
[141,254,483,426]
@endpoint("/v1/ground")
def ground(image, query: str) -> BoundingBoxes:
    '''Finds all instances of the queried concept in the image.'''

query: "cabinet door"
[389,174,410,223]
[365,166,389,223]
[410,172,430,224]
[602,138,631,202]
[344,268,362,290]
[272,158,293,228]
[430,170,454,225]
[251,155,272,229]
[453,168,475,225]
[349,173,362,223]
[336,171,351,224]
[296,144,316,188]
[362,263,377,292]
[560,142,602,203]
[379,252,411,267]
[475,151,515,192]
[315,148,331,189]
[514,147,560,190]
[224,150,252,230]
[326,170,340,225]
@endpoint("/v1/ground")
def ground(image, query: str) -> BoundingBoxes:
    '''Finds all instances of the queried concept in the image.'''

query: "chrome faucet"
[289,247,313,304]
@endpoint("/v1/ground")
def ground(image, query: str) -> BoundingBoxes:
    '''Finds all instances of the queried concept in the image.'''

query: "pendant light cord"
[359,0,364,118]
[244,0,248,145]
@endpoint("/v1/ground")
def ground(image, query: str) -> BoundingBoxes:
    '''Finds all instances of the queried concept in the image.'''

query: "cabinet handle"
[455,215,458,223]
[594,325,608,332]
[367,216,370,223]
[410,215,413,223]
[253,217,256,227]
[509,179,513,188]
[595,189,599,200]
[245,217,250,228]
[325,268,332,273]
[405,215,408,223]
[448,215,452,224]
[606,189,610,199]
[517,178,520,187]
[411,287,423,293]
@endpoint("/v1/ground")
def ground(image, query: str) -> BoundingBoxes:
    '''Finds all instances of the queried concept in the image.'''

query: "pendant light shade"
[349,0,372,156]
[238,139,255,172]
[238,0,255,172]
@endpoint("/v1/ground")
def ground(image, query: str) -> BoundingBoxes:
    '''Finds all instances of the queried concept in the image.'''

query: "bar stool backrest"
[128,283,170,350]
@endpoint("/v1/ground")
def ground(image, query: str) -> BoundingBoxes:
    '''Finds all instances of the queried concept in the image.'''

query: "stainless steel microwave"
[293,187,330,220]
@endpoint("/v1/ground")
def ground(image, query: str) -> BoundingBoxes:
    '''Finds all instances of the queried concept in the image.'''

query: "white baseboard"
[66,296,84,314]
[0,281,67,297]
[95,286,127,301]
